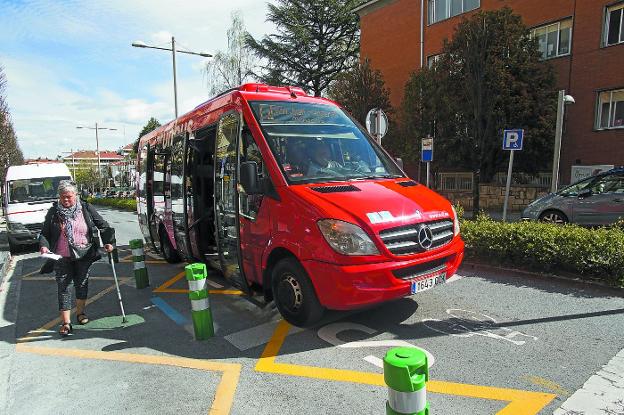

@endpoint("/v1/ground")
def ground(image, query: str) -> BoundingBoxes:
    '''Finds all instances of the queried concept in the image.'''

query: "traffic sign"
[502,129,524,151]
[365,108,388,143]
[421,137,433,162]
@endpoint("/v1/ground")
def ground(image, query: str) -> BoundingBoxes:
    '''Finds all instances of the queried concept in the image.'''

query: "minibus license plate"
[410,273,446,294]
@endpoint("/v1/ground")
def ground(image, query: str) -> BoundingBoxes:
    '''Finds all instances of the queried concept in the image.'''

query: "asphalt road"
[0,207,622,414]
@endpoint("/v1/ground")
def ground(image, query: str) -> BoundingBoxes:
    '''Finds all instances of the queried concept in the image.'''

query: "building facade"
[355,0,624,184]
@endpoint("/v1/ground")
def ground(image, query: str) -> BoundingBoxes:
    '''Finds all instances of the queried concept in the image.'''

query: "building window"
[428,0,480,24]
[427,54,442,68]
[531,19,572,59]
[605,2,624,46]
[596,88,624,129]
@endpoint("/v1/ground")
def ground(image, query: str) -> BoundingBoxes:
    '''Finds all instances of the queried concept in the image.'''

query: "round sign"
[365,108,389,140]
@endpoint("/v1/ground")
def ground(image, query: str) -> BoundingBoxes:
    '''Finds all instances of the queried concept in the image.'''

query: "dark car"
[522,168,624,226]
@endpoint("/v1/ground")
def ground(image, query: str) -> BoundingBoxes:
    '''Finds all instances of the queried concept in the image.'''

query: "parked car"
[521,168,624,226]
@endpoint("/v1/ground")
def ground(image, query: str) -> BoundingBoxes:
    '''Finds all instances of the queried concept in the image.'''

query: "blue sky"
[0,0,275,158]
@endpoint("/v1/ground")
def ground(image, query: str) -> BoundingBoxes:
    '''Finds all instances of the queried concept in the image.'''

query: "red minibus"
[136,83,464,326]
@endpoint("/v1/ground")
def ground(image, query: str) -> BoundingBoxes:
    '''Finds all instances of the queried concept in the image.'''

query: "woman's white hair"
[58,180,78,196]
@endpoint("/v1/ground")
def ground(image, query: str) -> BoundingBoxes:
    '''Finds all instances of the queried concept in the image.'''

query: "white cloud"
[0,0,277,159]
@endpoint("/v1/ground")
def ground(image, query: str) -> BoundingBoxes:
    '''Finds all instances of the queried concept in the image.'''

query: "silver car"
[522,168,624,226]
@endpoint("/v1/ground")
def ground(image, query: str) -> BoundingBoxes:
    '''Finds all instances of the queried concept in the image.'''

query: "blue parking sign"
[503,129,524,150]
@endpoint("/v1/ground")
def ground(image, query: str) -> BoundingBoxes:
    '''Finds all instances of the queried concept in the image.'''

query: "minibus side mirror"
[395,157,404,170]
[240,161,262,195]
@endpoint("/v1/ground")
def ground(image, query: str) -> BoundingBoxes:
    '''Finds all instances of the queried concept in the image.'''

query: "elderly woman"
[39,181,114,336]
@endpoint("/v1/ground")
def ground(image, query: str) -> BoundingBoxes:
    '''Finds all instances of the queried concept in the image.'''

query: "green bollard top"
[129,239,144,249]
[185,263,207,281]
[383,347,428,393]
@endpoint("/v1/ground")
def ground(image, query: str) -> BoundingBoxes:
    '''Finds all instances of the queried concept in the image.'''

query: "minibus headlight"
[451,206,460,236]
[317,219,379,256]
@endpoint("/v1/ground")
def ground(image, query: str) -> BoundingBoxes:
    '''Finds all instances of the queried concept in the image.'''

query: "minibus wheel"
[159,229,180,263]
[272,258,324,327]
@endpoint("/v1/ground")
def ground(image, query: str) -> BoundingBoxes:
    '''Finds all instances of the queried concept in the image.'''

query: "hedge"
[86,197,137,212]
[460,215,624,287]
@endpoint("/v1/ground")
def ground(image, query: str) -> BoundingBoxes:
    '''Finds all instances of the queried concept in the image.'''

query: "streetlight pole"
[76,123,117,190]
[132,38,212,119]
[551,90,575,193]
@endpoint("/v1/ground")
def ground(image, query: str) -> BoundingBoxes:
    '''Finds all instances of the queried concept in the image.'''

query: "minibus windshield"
[7,176,71,204]
[249,101,403,184]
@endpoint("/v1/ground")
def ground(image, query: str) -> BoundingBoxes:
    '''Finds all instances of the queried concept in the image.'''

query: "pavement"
[0,207,622,414]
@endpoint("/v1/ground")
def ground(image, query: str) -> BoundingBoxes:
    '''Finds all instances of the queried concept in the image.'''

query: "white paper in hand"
[41,253,62,261]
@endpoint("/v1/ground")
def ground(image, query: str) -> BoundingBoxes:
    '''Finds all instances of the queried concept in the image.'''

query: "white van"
[3,163,72,251]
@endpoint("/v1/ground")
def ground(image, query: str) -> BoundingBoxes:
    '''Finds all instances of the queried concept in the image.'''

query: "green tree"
[402,8,557,213]
[327,59,393,125]
[132,117,161,154]
[205,11,256,95]
[0,66,24,183]
[245,0,360,96]
[73,161,98,193]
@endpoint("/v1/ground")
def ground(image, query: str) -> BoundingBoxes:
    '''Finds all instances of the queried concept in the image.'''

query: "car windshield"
[8,176,71,203]
[249,101,403,184]
[558,176,594,196]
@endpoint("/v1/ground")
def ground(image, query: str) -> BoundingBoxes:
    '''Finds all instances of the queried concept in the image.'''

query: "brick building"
[355,0,624,184]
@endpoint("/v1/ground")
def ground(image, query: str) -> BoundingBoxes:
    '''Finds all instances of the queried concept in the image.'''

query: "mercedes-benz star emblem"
[417,225,433,249]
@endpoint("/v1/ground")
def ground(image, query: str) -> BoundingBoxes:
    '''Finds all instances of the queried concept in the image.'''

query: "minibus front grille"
[392,255,453,280]
[379,219,454,255]
[397,180,417,187]
[310,185,361,193]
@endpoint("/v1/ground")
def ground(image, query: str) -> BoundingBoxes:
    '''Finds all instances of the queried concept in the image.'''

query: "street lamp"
[551,90,575,193]
[132,37,212,118]
[76,123,118,189]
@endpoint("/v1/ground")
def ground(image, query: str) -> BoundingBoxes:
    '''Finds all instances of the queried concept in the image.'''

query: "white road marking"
[206,279,223,288]
[224,320,304,351]
[318,322,435,368]
[554,348,624,415]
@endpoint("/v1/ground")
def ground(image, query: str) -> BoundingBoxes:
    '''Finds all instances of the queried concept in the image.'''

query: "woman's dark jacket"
[39,200,114,267]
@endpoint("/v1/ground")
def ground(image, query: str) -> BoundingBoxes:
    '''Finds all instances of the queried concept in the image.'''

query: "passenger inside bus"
[284,139,308,177]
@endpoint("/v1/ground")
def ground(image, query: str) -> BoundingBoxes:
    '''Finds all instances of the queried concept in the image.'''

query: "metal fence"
[437,172,552,191]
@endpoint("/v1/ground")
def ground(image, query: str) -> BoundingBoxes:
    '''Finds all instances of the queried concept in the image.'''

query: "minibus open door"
[214,111,252,295]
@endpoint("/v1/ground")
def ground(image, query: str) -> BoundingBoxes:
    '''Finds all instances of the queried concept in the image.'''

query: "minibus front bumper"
[301,237,464,310]
[7,222,42,246]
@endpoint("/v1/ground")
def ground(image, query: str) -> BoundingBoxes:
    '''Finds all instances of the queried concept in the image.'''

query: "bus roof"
[5,163,72,182]
[138,83,337,147]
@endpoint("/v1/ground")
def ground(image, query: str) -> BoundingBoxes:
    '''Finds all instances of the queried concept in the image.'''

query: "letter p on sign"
[503,129,524,151]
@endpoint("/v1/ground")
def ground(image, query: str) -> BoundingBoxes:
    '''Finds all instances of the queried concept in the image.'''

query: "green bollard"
[384,347,429,415]
[185,263,214,340]
[129,239,149,289]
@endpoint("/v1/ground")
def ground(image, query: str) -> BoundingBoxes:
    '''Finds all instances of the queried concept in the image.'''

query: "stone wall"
[438,185,549,212]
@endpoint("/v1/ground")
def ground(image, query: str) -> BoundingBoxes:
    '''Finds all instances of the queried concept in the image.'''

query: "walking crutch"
[99,228,127,323]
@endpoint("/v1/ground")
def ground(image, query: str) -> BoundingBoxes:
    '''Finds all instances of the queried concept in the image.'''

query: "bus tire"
[159,229,181,264]
[272,258,324,327]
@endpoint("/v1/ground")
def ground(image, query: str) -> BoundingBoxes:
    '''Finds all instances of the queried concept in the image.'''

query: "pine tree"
[245,0,360,96]
[0,66,24,183]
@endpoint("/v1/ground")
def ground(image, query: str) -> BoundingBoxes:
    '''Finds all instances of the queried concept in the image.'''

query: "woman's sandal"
[59,322,73,337]
[76,313,89,325]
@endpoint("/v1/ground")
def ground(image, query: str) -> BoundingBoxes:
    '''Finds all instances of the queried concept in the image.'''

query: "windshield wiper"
[347,174,402,181]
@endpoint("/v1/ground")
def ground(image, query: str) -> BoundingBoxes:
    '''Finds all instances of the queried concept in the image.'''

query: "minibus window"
[249,101,403,184]
[8,176,71,203]
[239,126,265,219]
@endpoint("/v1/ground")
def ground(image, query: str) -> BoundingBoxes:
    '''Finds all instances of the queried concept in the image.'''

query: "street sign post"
[365,108,388,146]
[502,129,524,222]
[421,137,433,188]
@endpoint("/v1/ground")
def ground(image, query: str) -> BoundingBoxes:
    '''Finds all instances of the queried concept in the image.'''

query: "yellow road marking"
[16,344,241,415]
[19,269,40,279]
[522,375,571,397]
[153,270,185,292]
[154,271,242,295]
[17,278,131,343]
[256,321,556,415]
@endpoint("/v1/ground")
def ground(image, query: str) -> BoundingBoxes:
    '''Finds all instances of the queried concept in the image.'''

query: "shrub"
[86,197,137,212]
[461,216,624,287]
